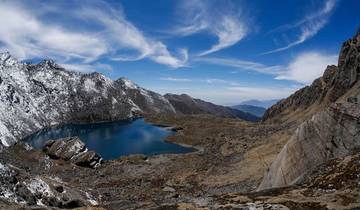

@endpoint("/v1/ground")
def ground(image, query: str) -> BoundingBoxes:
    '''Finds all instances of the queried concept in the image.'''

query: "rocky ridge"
[263,30,360,123]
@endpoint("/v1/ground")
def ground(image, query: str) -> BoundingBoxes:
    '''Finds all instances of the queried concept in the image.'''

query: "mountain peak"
[0,52,20,67]
[117,77,139,89]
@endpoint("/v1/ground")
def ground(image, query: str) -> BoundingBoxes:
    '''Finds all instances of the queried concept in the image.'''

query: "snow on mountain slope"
[0,52,175,147]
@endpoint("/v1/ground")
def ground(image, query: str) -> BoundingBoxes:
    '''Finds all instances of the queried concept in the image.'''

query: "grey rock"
[71,150,102,168]
[43,137,102,168]
[15,184,36,205]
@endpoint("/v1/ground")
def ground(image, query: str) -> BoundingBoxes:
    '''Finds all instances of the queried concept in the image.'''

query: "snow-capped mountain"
[0,52,175,147]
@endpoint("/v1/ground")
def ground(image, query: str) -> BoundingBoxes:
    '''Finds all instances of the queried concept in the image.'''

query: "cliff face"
[258,29,360,190]
[0,53,175,147]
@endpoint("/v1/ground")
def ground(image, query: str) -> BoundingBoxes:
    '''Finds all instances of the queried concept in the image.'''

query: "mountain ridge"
[164,93,260,121]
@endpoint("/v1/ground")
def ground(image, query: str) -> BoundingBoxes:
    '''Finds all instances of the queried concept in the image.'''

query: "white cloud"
[276,52,337,84]
[196,57,285,75]
[227,86,297,101]
[160,77,192,82]
[197,52,337,85]
[59,63,113,73]
[0,1,187,68]
[0,1,107,63]
[263,0,337,55]
[175,0,247,56]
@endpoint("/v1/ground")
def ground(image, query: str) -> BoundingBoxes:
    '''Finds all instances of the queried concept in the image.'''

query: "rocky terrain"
[0,29,359,210]
[165,94,259,121]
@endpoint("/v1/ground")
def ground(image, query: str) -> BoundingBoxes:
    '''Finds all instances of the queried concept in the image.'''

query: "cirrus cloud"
[0,0,188,69]
[174,0,247,56]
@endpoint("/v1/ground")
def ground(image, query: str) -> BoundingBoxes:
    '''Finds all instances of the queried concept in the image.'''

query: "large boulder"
[43,137,102,168]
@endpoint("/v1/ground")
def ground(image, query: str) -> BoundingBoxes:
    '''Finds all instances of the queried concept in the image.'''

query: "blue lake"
[24,118,195,160]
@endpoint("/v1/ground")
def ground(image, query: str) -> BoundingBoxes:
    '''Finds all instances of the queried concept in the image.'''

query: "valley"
[0,12,359,210]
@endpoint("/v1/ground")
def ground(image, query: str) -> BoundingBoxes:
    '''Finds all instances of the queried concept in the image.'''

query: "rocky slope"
[258,29,360,190]
[164,93,260,121]
[0,53,176,147]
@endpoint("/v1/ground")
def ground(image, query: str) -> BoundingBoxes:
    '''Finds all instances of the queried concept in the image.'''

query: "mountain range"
[0,53,258,147]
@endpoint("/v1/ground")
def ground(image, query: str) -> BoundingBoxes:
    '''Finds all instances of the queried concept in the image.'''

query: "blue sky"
[0,0,359,105]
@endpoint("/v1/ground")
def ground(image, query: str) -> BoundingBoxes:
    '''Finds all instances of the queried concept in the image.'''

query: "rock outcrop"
[43,137,102,168]
[164,93,260,121]
[0,161,94,208]
[0,54,176,147]
[258,29,360,190]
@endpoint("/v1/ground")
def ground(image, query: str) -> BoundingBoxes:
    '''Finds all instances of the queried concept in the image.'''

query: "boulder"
[43,137,102,168]
[72,151,102,168]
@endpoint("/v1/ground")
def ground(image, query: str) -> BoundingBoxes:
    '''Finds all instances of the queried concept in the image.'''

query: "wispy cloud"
[276,52,337,84]
[174,0,247,56]
[196,52,336,84]
[0,0,187,69]
[59,63,113,73]
[262,0,337,55]
[160,77,192,82]
[195,57,285,75]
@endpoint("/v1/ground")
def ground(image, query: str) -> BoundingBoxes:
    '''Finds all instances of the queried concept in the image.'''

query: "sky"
[0,0,359,105]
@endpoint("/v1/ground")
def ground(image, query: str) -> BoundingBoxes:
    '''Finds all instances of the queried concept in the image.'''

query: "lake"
[24,118,195,160]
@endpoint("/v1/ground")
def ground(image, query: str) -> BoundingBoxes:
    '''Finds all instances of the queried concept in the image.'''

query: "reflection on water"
[24,118,195,160]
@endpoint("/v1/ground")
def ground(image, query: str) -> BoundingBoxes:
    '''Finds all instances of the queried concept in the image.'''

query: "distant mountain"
[231,104,266,117]
[164,93,260,122]
[240,99,279,108]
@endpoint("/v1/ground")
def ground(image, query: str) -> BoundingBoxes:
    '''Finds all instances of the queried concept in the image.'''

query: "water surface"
[25,118,195,160]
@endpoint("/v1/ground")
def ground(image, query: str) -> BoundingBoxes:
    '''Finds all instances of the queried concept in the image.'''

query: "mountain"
[0,52,175,147]
[164,93,260,121]
[231,104,266,117]
[239,99,279,108]
[258,29,360,190]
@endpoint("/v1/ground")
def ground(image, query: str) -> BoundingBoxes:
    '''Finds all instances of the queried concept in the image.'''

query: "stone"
[15,184,36,205]
[162,186,176,192]
[43,137,102,168]
[72,151,102,168]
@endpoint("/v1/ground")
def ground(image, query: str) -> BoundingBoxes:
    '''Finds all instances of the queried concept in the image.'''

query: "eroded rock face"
[258,100,360,190]
[43,137,102,168]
